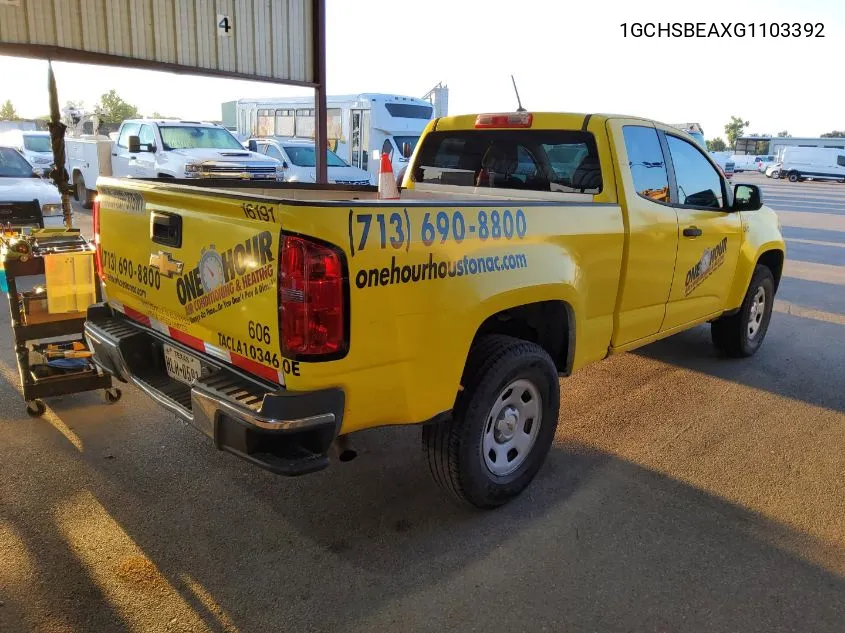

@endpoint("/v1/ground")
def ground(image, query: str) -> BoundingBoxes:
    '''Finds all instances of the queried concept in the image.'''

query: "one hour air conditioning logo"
[175,231,274,307]
[685,237,728,296]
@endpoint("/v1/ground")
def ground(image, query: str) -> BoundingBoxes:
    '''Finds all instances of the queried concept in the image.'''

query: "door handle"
[683,226,702,237]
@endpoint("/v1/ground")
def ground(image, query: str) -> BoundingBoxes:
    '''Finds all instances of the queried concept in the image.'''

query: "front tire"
[422,335,560,509]
[711,265,775,357]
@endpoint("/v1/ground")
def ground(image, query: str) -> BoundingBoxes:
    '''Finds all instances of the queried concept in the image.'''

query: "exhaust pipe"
[331,434,357,462]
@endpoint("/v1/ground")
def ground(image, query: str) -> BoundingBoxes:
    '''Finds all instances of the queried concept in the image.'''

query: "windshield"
[283,146,348,168]
[159,126,245,151]
[0,147,34,177]
[392,136,420,156]
[23,136,52,153]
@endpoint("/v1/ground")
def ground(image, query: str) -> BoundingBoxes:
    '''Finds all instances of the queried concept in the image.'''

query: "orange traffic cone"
[378,150,399,200]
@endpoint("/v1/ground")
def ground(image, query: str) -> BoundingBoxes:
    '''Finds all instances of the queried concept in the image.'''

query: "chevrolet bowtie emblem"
[149,251,184,278]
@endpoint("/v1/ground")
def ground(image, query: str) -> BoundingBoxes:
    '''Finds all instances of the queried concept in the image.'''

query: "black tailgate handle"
[151,211,182,248]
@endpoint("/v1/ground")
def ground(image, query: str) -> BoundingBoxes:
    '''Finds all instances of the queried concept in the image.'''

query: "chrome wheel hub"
[481,379,542,477]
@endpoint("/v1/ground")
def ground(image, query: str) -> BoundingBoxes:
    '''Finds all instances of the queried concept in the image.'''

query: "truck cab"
[113,119,284,181]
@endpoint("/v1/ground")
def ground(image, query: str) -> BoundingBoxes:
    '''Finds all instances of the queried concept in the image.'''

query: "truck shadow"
[3,388,844,633]
[633,312,845,414]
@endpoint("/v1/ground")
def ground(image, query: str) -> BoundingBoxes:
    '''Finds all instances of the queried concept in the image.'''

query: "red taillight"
[279,235,346,358]
[475,112,533,129]
[92,197,104,281]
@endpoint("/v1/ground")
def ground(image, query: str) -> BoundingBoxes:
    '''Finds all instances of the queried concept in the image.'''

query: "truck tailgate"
[96,181,285,384]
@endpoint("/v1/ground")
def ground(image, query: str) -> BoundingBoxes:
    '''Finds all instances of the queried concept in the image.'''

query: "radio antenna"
[511,75,526,112]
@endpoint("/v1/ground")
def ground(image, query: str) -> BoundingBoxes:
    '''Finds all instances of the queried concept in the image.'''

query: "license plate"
[163,344,202,385]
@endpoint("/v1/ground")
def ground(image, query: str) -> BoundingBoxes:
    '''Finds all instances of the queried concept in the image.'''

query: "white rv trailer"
[779,146,845,183]
[734,135,845,160]
[228,93,437,183]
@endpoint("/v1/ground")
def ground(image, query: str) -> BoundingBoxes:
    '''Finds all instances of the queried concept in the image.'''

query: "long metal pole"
[313,0,328,184]
[46,60,73,228]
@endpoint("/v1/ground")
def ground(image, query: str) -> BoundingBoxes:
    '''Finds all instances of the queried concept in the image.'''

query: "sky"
[0,0,843,141]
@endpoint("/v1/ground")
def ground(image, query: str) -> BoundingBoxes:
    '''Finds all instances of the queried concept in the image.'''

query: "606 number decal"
[248,320,271,345]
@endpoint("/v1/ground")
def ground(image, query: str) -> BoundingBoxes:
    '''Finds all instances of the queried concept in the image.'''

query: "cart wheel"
[105,388,122,404]
[26,399,46,417]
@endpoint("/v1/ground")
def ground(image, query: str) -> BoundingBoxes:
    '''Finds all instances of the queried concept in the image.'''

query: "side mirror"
[733,183,763,211]
[248,140,258,152]
[402,142,412,159]
[128,135,141,153]
[282,161,289,170]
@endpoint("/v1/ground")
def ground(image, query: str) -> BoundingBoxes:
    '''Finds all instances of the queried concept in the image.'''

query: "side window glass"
[622,125,669,203]
[117,123,139,148]
[266,145,285,162]
[666,135,724,209]
[837,155,845,168]
[138,125,155,148]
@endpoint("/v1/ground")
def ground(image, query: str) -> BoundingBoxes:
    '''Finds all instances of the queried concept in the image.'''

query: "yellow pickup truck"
[84,111,785,508]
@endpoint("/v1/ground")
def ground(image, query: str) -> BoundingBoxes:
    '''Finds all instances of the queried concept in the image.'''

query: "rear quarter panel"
[276,198,625,433]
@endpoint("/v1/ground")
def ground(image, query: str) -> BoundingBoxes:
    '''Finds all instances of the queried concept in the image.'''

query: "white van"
[247,136,373,185]
[780,147,845,183]
[0,129,54,176]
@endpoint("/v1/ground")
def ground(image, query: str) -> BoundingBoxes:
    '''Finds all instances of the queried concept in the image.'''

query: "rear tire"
[74,172,93,209]
[711,265,775,358]
[788,172,799,182]
[422,335,560,509]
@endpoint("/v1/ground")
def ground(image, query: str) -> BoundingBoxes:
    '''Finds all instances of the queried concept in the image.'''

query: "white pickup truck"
[66,119,284,208]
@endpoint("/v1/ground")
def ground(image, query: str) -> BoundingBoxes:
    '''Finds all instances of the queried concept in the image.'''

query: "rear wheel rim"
[481,378,542,477]
[747,286,766,340]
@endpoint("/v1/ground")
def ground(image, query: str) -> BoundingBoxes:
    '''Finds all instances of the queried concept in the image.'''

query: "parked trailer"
[227,93,437,183]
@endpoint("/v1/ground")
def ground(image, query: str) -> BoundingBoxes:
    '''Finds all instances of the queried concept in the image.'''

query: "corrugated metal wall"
[0,0,315,85]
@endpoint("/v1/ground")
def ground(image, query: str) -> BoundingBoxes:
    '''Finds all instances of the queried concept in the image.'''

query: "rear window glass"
[385,103,433,119]
[412,130,602,194]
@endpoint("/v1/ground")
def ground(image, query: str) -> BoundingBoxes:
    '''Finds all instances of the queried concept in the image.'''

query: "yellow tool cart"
[1,226,121,417]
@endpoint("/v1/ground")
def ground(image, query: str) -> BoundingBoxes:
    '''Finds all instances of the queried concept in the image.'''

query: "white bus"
[734,135,845,160]
[225,93,437,183]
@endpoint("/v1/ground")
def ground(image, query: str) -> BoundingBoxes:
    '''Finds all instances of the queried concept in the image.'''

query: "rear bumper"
[84,303,344,476]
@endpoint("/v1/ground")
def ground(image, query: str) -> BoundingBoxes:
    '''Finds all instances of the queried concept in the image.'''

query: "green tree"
[149,111,178,119]
[820,130,845,138]
[777,130,790,137]
[0,99,19,120]
[724,116,749,148]
[96,89,140,124]
[706,137,727,152]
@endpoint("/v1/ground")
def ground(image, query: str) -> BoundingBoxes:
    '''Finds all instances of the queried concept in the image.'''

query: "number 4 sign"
[217,14,232,37]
